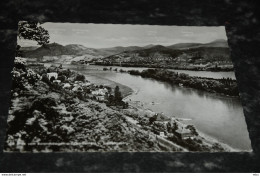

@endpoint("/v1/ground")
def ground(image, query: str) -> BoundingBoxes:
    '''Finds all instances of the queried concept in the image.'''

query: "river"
[45,64,251,151]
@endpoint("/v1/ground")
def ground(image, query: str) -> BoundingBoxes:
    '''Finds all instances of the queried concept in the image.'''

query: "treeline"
[96,62,234,71]
[128,69,239,96]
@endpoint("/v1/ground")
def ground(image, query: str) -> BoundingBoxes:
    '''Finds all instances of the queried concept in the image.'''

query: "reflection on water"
[45,64,251,150]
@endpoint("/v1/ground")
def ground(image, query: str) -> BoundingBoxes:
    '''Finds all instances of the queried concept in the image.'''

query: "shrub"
[31,97,57,113]
[74,74,85,82]
[57,75,66,82]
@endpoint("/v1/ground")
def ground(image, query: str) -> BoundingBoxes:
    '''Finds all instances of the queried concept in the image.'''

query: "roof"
[155,112,171,121]
[176,127,191,134]
[63,83,71,88]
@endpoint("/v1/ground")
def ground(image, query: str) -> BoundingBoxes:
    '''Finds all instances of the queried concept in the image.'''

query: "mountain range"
[20,39,230,64]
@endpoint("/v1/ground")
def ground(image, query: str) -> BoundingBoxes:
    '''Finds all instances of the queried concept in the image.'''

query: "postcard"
[4,22,252,152]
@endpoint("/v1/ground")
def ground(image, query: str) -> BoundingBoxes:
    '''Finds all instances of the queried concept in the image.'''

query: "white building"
[53,80,61,83]
[63,83,71,89]
[91,88,108,96]
[47,72,58,80]
[96,95,105,101]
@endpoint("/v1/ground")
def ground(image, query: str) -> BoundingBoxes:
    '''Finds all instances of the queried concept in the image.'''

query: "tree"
[74,74,85,82]
[149,116,156,124]
[18,21,50,46]
[114,86,122,102]
[57,75,66,82]
[50,76,55,82]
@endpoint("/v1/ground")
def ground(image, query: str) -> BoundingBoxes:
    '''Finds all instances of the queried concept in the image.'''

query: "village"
[41,63,227,151]
[42,64,197,140]
[5,57,230,152]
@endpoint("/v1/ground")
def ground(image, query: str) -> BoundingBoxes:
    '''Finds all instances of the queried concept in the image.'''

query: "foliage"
[41,74,50,84]
[128,68,239,96]
[14,57,26,70]
[106,86,128,108]
[149,116,156,124]
[58,69,72,78]
[186,125,198,136]
[18,21,50,46]
[50,76,55,82]
[11,58,41,90]
[114,86,122,102]
[57,75,66,82]
[74,74,86,82]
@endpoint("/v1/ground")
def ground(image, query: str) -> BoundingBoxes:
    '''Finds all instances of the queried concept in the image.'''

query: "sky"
[18,22,228,48]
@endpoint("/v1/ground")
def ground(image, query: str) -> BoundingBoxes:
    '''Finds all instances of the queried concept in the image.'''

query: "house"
[63,83,71,89]
[91,88,108,96]
[83,82,92,87]
[175,127,193,139]
[154,112,171,122]
[47,72,58,80]
[53,80,61,84]
[72,86,83,92]
[159,132,166,137]
[96,95,105,101]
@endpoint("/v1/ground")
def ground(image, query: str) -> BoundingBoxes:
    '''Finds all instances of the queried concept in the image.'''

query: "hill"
[21,43,136,59]
[100,41,232,70]
[21,40,231,68]
[20,46,39,51]
[167,39,228,50]
[98,46,143,56]
[22,43,75,59]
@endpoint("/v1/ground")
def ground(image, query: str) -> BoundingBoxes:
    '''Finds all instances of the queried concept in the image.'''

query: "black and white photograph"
[4,22,252,152]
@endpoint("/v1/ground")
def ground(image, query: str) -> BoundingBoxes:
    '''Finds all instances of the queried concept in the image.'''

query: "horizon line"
[20,38,228,49]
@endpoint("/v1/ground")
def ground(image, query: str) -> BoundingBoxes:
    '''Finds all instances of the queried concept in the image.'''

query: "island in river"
[5,57,249,152]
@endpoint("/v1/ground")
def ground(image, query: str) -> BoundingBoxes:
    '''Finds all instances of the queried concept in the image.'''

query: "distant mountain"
[202,39,228,48]
[65,44,88,52]
[143,44,156,49]
[167,39,228,50]
[22,43,71,58]
[64,44,101,56]
[22,43,103,59]
[98,46,143,56]
[102,40,231,66]
[20,46,39,51]
[167,43,203,50]
[128,45,182,58]
[21,40,230,65]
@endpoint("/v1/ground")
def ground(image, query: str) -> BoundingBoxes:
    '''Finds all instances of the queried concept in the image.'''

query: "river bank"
[94,63,234,72]
[71,65,250,151]
[126,68,239,96]
[6,58,233,152]
[6,59,165,152]
[123,91,238,152]
[9,59,250,151]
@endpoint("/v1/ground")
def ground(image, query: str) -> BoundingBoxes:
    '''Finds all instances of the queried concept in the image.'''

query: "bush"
[57,75,66,82]
[59,69,72,77]
[50,76,55,82]
[74,74,85,82]
[128,70,141,75]
[31,97,57,113]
